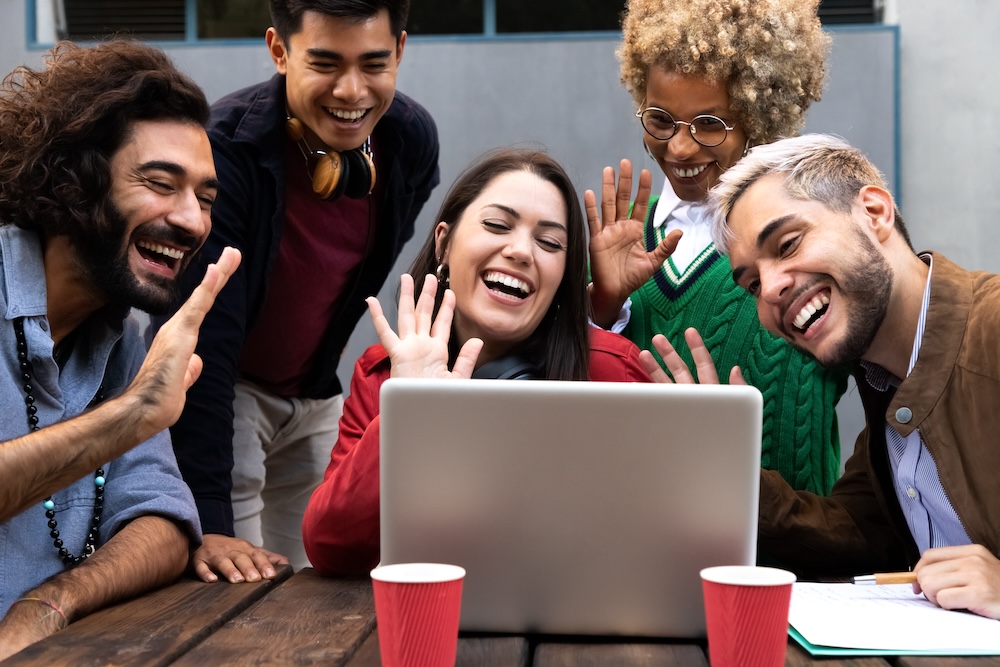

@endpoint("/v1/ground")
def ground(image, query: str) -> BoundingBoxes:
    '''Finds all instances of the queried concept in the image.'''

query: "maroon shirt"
[238,140,380,396]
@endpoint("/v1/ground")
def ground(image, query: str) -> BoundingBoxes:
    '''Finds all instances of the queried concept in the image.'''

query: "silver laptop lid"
[379,378,762,637]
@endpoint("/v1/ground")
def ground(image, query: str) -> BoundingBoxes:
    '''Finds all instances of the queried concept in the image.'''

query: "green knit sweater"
[623,197,849,495]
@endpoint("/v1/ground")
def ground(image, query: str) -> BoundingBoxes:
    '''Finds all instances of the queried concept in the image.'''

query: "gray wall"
[896,1,1000,271]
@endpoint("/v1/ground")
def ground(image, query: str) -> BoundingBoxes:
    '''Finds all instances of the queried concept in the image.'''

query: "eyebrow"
[729,214,799,284]
[646,103,730,117]
[487,204,567,233]
[305,48,393,61]
[139,160,221,191]
[755,215,799,249]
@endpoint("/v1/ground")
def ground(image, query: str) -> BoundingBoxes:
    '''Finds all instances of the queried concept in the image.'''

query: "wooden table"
[3,567,998,666]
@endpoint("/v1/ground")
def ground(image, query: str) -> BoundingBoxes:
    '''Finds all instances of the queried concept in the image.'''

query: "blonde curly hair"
[618,0,830,146]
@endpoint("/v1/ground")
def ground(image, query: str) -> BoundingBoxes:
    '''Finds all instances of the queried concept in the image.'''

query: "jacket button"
[895,407,912,424]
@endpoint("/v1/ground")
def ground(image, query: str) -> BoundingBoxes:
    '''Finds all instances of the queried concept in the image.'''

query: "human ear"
[859,185,896,244]
[266,28,288,74]
[434,222,451,262]
[395,31,407,66]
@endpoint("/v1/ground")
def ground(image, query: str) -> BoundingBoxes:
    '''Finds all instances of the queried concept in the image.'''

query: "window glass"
[818,0,881,24]
[198,0,270,39]
[409,0,483,35]
[64,0,185,40]
[496,0,624,33]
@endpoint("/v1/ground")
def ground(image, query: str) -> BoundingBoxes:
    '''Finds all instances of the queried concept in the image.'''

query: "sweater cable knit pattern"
[624,196,849,494]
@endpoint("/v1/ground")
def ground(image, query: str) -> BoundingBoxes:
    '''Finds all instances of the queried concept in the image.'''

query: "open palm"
[586,160,680,328]
[367,274,482,380]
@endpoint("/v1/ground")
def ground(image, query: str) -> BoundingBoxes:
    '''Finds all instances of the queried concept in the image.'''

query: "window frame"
[27,0,883,49]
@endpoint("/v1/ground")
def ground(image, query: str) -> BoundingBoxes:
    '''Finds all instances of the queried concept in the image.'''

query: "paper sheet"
[789,583,1000,652]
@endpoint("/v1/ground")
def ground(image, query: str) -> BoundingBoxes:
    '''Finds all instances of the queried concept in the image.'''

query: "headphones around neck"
[285,116,376,200]
[471,354,539,381]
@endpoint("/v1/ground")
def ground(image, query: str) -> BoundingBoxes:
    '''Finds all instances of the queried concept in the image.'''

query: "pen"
[853,571,917,585]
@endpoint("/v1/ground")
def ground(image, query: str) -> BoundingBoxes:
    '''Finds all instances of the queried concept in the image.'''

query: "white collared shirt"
[601,180,717,333]
[652,179,715,274]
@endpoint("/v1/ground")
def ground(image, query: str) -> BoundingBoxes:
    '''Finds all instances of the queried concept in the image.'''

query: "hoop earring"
[742,140,752,158]
[435,263,449,286]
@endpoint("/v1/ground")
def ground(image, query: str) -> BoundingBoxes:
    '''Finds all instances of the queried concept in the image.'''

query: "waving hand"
[586,160,681,328]
[367,274,483,379]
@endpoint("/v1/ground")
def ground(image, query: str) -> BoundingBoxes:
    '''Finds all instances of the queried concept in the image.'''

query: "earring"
[742,140,752,158]
[435,262,449,286]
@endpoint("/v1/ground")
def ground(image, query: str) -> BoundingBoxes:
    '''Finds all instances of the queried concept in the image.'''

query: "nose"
[333,68,365,103]
[758,263,793,305]
[667,123,701,160]
[165,190,210,242]
[501,230,534,265]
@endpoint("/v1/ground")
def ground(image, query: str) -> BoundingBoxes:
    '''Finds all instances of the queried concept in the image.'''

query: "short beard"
[807,227,893,368]
[70,199,189,315]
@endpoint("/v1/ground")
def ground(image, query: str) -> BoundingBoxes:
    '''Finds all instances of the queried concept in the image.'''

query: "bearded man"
[0,40,240,657]
[645,134,1000,621]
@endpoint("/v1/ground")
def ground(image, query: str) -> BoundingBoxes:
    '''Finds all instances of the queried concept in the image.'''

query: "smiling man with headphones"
[157,0,440,584]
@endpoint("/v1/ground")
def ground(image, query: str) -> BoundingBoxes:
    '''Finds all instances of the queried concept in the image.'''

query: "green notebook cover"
[789,627,1000,657]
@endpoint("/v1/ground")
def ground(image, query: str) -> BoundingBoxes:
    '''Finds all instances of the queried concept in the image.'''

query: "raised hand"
[640,328,746,385]
[585,159,682,328]
[130,246,242,442]
[366,274,483,380]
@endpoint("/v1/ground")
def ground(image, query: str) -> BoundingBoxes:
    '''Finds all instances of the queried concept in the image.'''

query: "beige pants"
[230,378,343,569]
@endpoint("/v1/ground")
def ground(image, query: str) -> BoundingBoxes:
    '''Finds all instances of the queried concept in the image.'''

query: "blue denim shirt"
[0,226,201,616]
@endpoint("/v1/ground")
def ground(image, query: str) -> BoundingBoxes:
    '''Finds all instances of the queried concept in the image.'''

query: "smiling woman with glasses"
[586,0,850,499]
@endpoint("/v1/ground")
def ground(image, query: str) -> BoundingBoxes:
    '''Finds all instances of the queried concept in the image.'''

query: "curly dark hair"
[0,40,209,238]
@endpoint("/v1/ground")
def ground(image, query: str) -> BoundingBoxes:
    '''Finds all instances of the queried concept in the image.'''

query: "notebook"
[378,378,763,638]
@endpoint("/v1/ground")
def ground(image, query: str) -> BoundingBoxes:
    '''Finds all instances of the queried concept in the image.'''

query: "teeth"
[137,241,184,260]
[672,163,709,179]
[793,293,830,331]
[484,271,530,294]
[327,108,366,121]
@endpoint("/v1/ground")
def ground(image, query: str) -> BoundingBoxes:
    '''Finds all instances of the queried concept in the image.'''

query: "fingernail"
[232,574,245,583]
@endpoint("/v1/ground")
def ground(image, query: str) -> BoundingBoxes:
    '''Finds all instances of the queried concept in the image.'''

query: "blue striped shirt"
[860,255,971,554]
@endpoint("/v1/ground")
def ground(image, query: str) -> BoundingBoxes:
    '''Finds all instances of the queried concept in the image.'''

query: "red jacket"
[302,328,652,574]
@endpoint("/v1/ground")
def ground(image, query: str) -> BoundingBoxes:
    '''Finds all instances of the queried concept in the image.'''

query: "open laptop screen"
[379,378,762,637]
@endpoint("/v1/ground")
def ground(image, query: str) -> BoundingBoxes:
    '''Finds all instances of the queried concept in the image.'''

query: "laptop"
[378,378,762,638]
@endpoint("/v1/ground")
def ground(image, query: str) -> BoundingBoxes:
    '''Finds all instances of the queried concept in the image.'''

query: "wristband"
[13,597,67,626]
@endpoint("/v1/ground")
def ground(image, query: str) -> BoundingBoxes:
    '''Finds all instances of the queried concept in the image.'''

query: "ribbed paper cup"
[371,563,465,667]
[700,566,796,667]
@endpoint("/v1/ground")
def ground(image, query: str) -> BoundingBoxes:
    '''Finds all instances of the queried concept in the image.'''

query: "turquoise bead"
[95,476,105,487]
[43,499,54,510]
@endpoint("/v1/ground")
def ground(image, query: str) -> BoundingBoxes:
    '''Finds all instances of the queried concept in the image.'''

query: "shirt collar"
[1,225,48,320]
[652,179,712,230]
[2,225,130,331]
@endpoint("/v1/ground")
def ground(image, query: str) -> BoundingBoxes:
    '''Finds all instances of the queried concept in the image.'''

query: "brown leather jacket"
[758,254,1000,576]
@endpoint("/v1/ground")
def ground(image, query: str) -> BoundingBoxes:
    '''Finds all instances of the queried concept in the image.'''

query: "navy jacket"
[164,74,439,535]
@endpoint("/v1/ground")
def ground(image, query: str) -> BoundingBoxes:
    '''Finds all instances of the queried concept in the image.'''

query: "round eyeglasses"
[636,106,736,148]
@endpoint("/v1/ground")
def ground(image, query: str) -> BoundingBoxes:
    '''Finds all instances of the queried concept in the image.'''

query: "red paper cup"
[700,565,796,667]
[371,563,465,667]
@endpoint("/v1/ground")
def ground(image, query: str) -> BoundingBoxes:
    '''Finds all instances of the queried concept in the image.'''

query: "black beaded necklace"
[14,317,105,565]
